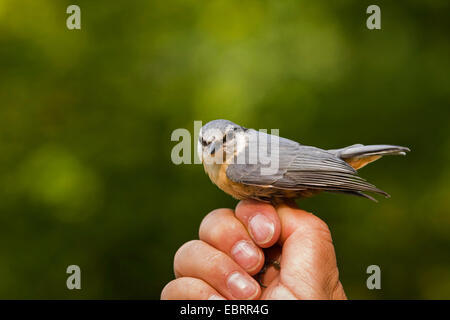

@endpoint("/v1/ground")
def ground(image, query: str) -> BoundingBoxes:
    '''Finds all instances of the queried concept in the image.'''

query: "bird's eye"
[200,138,208,147]
[223,130,234,143]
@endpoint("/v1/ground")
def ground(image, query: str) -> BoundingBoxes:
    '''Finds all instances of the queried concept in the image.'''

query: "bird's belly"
[207,163,249,199]
[205,163,319,201]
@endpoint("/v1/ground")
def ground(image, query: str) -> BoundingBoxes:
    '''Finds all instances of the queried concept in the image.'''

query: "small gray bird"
[198,119,410,203]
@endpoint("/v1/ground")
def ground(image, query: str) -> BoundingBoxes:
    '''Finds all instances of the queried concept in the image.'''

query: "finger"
[260,278,298,300]
[174,240,261,300]
[161,277,226,300]
[199,208,264,275]
[275,202,329,244]
[257,245,282,288]
[276,204,347,299]
[235,200,281,248]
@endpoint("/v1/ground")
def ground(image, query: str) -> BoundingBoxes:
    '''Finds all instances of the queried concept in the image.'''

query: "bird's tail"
[329,144,410,170]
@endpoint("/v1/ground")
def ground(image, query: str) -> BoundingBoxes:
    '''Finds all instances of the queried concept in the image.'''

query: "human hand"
[161,200,347,300]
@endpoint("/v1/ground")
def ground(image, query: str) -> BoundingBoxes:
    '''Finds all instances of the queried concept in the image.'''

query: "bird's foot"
[256,259,280,288]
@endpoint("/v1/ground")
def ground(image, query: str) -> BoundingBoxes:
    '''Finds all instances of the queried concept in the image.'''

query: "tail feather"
[328,190,383,202]
[329,144,410,170]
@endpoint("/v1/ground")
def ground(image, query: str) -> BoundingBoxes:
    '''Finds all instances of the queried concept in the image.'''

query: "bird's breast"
[203,162,251,200]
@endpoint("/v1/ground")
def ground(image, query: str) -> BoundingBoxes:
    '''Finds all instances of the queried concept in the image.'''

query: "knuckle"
[199,214,218,239]
[174,240,205,277]
[176,277,199,289]
[199,209,235,242]
[174,240,203,264]
[161,277,201,300]
[160,279,178,299]
[308,215,332,240]
[204,208,233,222]
[200,210,220,228]
[205,250,225,266]
[323,269,341,298]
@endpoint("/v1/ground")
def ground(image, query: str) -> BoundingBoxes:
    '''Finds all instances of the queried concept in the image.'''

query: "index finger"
[234,200,281,248]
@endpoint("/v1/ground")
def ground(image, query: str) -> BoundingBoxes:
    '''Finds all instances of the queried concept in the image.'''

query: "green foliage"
[0,0,449,298]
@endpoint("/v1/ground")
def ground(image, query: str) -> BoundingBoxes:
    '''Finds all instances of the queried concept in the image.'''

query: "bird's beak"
[208,141,220,156]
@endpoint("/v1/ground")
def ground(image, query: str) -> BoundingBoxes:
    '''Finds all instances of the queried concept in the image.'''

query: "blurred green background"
[0,0,449,299]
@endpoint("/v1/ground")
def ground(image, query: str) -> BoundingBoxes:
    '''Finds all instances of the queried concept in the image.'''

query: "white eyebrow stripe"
[234,131,247,155]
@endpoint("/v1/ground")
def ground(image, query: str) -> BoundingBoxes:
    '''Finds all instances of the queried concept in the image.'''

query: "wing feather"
[226,130,388,197]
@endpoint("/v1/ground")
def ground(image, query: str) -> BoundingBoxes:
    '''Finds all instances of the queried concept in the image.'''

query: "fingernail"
[208,294,226,300]
[248,214,275,245]
[231,240,261,271]
[226,272,258,300]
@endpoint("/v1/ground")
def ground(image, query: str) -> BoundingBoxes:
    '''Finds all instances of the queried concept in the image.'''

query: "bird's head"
[198,119,247,165]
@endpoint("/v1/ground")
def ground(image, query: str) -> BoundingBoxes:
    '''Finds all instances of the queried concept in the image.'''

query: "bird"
[197,119,410,203]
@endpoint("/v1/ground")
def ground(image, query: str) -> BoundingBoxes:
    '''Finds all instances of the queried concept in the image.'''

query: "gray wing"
[226,130,388,196]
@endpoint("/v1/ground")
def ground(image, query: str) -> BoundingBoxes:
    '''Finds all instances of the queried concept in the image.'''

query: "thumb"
[274,203,346,299]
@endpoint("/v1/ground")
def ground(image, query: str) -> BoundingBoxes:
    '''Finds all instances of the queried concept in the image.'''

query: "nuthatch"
[198,119,409,203]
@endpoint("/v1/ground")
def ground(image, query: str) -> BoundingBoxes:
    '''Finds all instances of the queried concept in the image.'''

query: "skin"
[161,200,347,300]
